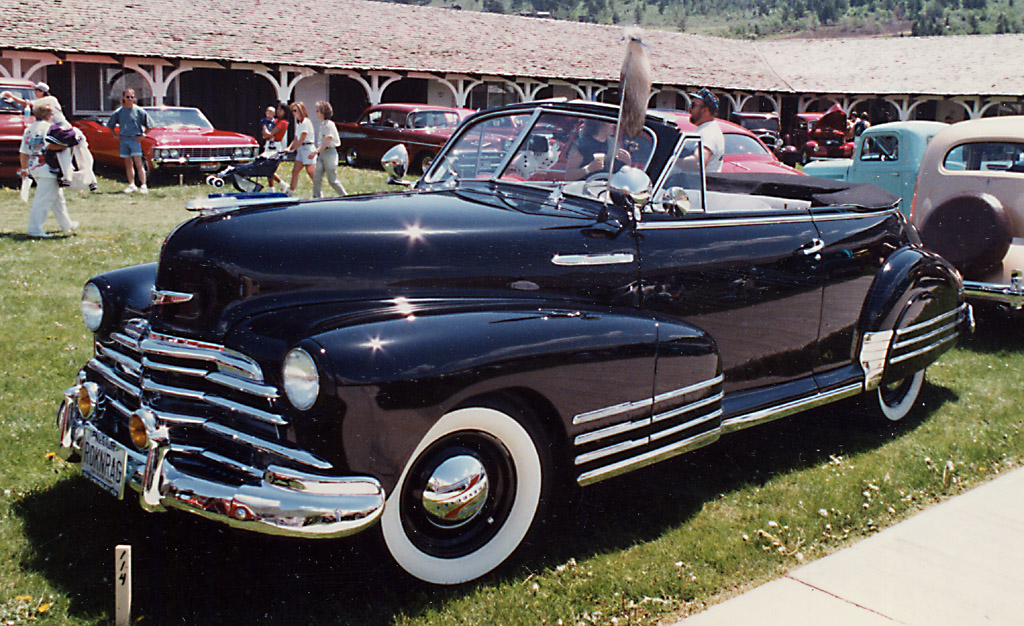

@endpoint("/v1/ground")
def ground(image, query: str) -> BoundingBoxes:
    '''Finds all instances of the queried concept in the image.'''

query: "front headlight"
[152,148,162,159]
[234,147,246,157]
[168,148,180,159]
[81,282,104,331]
[282,348,319,411]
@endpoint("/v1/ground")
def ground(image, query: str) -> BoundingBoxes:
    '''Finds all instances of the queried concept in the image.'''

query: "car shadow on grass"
[15,383,955,625]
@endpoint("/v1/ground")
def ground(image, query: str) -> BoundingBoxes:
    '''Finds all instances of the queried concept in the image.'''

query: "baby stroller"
[206,149,284,193]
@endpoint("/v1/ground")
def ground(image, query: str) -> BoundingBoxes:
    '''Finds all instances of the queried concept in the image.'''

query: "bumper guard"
[57,386,385,539]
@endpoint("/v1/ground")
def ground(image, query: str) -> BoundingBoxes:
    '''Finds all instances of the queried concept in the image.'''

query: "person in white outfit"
[312,101,346,198]
[1,82,98,191]
[286,101,316,196]
[19,103,77,238]
[689,88,725,173]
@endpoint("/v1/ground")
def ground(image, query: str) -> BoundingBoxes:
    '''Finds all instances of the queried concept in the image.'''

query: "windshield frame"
[419,105,660,196]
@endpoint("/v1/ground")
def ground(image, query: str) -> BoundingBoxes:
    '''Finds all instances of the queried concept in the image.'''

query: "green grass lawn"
[1,169,1022,625]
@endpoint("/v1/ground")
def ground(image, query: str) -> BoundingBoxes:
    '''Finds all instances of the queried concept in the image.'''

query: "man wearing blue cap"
[689,88,724,173]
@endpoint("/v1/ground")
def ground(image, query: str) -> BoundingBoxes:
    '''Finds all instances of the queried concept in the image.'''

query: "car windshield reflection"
[144,107,213,129]
[423,109,656,200]
[0,88,33,113]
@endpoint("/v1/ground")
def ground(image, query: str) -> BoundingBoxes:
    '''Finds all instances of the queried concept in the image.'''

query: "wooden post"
[115,545,132,626]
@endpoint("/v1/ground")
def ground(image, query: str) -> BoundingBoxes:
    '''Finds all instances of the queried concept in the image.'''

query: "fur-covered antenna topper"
[618,26,652,140]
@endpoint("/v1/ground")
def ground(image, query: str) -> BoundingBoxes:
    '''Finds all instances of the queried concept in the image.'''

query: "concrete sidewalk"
[677,466,1024,625]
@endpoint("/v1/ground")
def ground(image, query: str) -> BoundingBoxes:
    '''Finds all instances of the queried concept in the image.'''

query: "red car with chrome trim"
[72,106,258,177]
[0,78,35,181]
[338,103,475,174]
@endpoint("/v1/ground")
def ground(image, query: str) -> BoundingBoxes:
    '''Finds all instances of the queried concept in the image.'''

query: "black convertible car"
[57,101,968,585]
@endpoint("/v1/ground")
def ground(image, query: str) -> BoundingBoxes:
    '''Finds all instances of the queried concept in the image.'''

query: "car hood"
[802,158,853,180]
[152,188,601,339]
[147,127,256,146]
[723,156,804,176]
[812,107,848,133]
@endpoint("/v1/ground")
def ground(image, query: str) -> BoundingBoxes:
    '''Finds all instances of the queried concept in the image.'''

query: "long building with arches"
[2,0,1023,139]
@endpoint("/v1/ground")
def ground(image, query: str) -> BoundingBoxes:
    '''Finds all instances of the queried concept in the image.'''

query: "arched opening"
[106,68,153,109]
[178,68,276,136]
[741,95,777,113]
[853,98,899,125]
[381,77,429,104]
[981,100,1024,117]
[329,75,369,122]
[804,97,839,113]
[468,81,519,109]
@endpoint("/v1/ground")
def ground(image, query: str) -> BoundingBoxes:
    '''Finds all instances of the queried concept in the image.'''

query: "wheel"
[381,405,548,584]
[413,151,435,175]
[865,369,925,422]
[343,147,359,167]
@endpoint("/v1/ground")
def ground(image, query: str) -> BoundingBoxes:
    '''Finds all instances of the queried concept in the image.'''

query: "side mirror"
[659,186,701,216]
[382,144,411,186]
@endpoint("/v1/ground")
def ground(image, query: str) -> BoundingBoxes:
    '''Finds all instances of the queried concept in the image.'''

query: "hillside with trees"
[382,0,1024,38]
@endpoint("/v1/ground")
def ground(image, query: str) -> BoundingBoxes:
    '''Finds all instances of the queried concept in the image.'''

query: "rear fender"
[306,307,716,493]
[859,247,964,385]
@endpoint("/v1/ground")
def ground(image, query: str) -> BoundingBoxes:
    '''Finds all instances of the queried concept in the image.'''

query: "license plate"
[81,425,129,499]
[200,163,218,171]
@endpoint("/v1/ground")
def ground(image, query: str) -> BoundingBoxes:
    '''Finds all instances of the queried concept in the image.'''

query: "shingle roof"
[0,0,1020,97]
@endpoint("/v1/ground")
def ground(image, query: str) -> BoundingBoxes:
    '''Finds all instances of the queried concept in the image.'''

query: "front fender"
[302,306,715,493]
[89,262,157,336]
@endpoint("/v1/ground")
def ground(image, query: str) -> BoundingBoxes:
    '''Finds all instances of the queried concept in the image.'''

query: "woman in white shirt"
[286,102,316,196]
[312,101,346,198]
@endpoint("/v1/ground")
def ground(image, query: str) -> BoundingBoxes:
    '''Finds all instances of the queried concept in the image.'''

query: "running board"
[720,382,864,434]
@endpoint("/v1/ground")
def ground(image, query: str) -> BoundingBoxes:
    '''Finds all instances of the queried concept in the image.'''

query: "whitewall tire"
[873,369,925,422]
[381,406,545,585]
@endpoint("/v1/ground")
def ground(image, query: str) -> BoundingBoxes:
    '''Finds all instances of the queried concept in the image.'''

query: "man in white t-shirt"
[19,103,77,238]
[689,88,725,174]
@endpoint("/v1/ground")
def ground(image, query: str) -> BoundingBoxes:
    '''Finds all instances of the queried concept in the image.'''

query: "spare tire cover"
[919,193,1011,278]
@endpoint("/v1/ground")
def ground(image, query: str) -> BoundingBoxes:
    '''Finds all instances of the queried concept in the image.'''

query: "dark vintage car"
[782,106,855,166]
[56,100,968,586]
[72,106,258,176]
[337,103,474,173]
[0,78,35,181]
[731,111,783,155]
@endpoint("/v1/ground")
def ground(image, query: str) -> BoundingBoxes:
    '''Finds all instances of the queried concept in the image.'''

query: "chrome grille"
[180,147,243,160]
[87,318,333,477]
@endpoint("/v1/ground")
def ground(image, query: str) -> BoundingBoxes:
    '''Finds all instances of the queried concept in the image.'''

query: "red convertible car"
[338,103,474,173]
[72,106,258,177]
[782,105,855,166]
[0,78,35,181]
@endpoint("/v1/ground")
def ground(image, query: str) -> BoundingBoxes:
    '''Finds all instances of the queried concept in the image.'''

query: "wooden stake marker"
[115,545,132,626]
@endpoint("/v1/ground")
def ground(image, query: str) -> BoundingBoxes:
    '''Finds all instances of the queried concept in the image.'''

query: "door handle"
[799,238,825,256]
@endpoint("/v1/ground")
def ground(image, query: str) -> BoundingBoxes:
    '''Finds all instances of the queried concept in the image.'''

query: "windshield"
[739,118,779,133]
[0,88,34,113]
[424,110,655,189]
[408,110,461,130]
[144,107,213,129]
[724,134,771,156]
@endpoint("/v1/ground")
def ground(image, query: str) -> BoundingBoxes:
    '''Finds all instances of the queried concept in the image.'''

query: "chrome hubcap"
[421,455,489,528]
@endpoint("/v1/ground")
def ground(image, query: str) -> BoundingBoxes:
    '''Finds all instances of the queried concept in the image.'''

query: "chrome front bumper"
[963,270,1024,309]
[57,386,385,539]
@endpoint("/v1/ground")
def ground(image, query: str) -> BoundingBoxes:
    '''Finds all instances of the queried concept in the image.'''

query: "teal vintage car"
[803,121,948,216]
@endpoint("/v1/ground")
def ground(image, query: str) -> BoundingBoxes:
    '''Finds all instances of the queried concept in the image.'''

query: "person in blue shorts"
[106,88,154,193]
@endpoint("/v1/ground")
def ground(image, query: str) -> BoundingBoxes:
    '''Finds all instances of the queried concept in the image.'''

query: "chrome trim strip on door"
[551,253,635,266]
[573,374,723,425]
[574,417,652,446]
[574,437,648,466]
[652,391,723,423]
[577,429,721,487]
[650,409,723,442]
[637,215,813,229]
[720,382,863,434]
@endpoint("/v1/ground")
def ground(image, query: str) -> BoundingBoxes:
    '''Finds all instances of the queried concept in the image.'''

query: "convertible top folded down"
[707,172,900,210]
